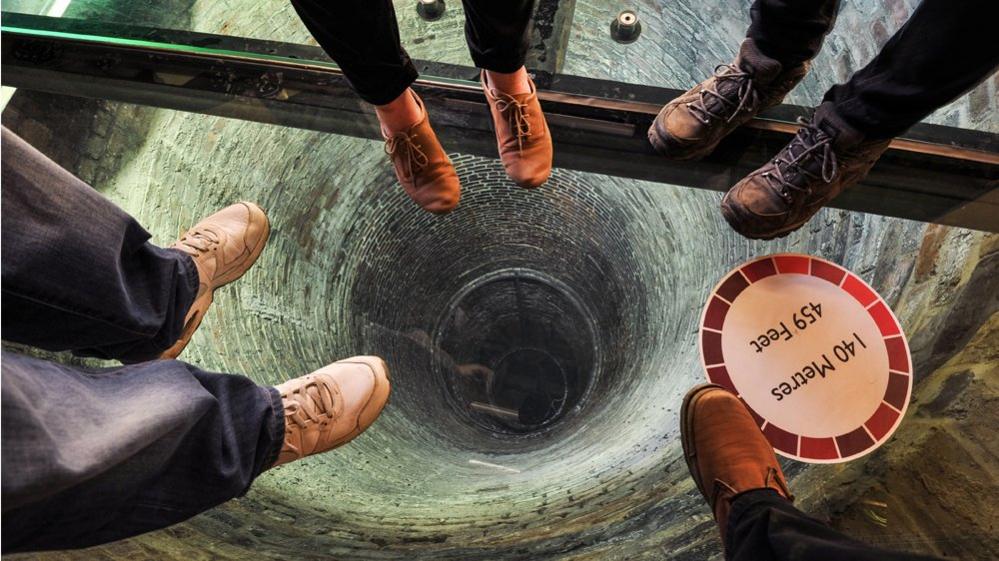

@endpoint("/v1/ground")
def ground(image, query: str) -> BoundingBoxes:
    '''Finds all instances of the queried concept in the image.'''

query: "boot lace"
[174,226,221,256]
[760,117,839,204]
[284,379,339,430]
[491,89,533,153]
[688,64,760,125]
[384,132,429,182]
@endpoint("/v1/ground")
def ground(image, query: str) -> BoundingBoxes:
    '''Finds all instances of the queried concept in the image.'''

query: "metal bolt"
[416,0,446,22]
[610,10,642,44]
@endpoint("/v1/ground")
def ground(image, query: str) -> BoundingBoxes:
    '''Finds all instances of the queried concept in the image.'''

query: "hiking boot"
[482,72,553,189]
[271,356,391,467]
[383,92,461,213]
[648,39,808,160]
[681,384,793,542]
[161,202,270,359]
[721,102,890,240]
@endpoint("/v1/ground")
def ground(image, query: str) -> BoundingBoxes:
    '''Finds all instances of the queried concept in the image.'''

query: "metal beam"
[2,13,997,232]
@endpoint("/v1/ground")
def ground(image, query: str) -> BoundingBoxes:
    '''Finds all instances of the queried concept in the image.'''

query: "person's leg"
[1,350,284,552]
[289,0,461,213]
[746,0,839,69]
[1,126,197,361]
[288,0,417,107]
[727,490,944,561]
[824,0,999,139]
[463,0,553,188]
[1,351,391,553]
[1,127,270,362]
[462,0,534,91]
[680,385,944,561]
[648,0,837,161]
[720,0,999,241]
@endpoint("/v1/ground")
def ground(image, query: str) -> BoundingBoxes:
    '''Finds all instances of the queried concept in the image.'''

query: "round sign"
[699,253,912,463]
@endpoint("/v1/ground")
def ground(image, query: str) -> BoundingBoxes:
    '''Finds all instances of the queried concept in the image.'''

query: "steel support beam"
[2,13,997,232]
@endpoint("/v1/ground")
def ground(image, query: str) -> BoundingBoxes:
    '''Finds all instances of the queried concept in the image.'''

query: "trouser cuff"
[725,489,789,556]
[256,386,286,476]
[355,62,420,106]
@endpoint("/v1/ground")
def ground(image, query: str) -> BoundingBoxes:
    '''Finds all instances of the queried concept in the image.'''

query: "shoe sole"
[647,116,719,162]
[328,356,391,449]
[160,202,271,359]
[680,383,727,501]
[720,199,801,241]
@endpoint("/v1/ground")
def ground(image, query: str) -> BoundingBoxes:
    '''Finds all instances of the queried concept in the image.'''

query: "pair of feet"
[162,202,390,468]
[380,68,553,213]
[649,39,890,240]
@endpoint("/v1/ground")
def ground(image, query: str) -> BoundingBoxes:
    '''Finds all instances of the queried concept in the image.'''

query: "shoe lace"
[174,226,222,256]
[490,89,533,153]
[760,117,839,205]
[688,64,760,125]
[284,379,339,430]
[384,131,430,183]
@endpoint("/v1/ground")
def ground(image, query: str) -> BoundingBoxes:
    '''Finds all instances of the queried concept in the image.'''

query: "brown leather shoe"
[271,356,391,467]
[648,39,808,161]
[160,202,269,359]
[482,72,553,189]
[383,92,461,214]
[681,384,792,542]
[721,102,890,240]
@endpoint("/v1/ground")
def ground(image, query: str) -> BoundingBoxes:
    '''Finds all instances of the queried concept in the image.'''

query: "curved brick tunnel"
[2,1,997,560]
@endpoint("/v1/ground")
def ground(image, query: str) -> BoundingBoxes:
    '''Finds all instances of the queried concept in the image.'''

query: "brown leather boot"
[680,384,793,543]
[271,356,391,467]
[648,39,808,161]
[721,102,890,240]
[482,72,553,189]
[383,92,461,214]
[160,202,270,359]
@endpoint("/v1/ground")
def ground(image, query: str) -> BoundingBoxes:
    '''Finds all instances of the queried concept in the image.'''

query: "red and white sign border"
[698,253,913,463]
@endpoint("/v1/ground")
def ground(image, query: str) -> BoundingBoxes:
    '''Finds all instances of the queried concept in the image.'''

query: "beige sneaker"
[160,202,270,359]
[271,356,391,467]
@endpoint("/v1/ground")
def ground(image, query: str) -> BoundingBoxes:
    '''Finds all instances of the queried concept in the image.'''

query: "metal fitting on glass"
[610,10,641,44]
[416,0,446,22]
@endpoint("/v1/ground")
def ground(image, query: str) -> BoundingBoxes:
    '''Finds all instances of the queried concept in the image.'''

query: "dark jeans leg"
[726,490,944,561]
[461,0,535,73]
[0,350,284,553]
[1,127,199,363]
[289,0,418,105]
[746,0,839,68]
[823,0,999,139]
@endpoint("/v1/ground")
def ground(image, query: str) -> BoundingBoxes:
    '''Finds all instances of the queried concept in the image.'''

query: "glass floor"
[1,2,997,560]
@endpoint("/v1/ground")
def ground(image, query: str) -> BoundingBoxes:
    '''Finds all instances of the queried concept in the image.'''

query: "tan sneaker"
[160,202,270,359]
[383,92,461,214]
[482,72,553,189]
[271,356,391,467]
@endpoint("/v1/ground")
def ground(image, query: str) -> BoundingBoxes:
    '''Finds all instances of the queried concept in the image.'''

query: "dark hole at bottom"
[435,270,598,436]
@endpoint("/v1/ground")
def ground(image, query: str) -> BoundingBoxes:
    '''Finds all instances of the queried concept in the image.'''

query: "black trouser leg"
[461,0,536,73]
[289,0,419,105]
[726,490,944,561]
[0,127,198,363]
[746,0,839,68]
[823,0,999,139]
[288,0,536,104]
[1,350,284,553]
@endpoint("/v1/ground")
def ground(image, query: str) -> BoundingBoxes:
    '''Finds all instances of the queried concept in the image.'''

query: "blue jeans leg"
[1,126,199,362]
[0,350,285,553]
